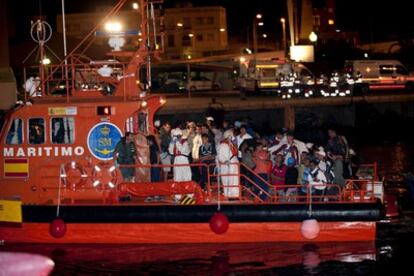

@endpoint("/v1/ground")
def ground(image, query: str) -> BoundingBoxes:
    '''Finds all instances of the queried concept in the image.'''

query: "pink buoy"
[0,252,54,276]
[209,212,229,234]
[49,218,67,238]
[300,219,320,239]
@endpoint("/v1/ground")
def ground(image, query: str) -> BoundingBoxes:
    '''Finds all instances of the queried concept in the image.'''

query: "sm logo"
[87,122,123,160]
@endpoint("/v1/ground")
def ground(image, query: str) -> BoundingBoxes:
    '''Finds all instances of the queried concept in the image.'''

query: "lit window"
[328,19,334,25]
[6,118,23,145]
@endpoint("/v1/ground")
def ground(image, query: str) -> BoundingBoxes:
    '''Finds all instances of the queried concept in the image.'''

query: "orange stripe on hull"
[0,221,376,244]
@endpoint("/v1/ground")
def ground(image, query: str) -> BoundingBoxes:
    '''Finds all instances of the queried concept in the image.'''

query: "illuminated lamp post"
[253,13,262,61]
[280,17,287,54]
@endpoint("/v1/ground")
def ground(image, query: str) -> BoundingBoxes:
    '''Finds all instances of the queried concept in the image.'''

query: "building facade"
[164,6,228,59]
[57,5,228,60]
[57,10,141,40]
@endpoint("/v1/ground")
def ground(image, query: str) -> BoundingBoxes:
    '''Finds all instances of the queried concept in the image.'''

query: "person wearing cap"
[205,117,215,131]
[308,159,327,201]
[314,148,327,173]
[274,130,299,166]
[236,125,253,159]
[206,116,214,123]
[168,128,192,183]
[217,129,240,199]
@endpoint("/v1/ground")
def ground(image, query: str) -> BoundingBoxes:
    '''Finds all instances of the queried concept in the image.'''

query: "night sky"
[6,0,414,44]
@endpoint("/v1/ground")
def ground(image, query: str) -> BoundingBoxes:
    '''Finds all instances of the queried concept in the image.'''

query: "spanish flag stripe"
[4,172,28,177]
[5,163,29,173]
[4,159,28,164]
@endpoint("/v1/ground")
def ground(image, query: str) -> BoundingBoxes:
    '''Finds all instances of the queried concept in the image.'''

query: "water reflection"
[302,244,321,274]
[357,142,413,180]
[2,242,376,275]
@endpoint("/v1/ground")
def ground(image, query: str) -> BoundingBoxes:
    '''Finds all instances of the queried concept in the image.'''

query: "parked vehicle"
[238,60,314,95]
[344,60,414,92]
[186,76,221,93]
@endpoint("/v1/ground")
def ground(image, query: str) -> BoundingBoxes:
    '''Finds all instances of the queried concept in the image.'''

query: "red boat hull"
[0,221,376,243]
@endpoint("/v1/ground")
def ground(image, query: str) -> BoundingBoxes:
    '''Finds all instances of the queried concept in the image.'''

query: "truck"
[237,59,314,95]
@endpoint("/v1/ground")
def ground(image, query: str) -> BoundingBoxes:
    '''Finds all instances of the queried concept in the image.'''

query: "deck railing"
[49,160,381,205]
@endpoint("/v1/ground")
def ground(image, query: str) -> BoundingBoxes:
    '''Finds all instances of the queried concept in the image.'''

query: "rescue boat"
[0,0,385,244]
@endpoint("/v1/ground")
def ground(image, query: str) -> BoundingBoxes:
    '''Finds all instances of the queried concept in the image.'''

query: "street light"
[309,31,318,43]
[105,21,122,33]
[253,13,262,58]
[280,17,286,53]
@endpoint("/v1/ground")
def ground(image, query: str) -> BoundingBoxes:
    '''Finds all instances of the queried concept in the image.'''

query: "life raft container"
[91,162,118,190]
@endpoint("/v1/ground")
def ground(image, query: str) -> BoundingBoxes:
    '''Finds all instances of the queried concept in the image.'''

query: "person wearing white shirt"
[307,159,327,201]
[236,125,252,158]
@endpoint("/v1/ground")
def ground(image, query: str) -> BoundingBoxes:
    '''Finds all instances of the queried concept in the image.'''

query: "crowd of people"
[115,116,356,202]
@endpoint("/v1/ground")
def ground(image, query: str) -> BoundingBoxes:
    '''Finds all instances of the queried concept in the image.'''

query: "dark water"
[2,143,414,275]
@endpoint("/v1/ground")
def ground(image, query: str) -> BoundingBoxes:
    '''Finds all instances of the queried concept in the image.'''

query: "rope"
[216,166,221,211]
[57,164,64,217]
[308,185,313,218]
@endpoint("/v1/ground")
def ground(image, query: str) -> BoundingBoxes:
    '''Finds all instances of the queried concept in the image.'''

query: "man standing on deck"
[217,129,240,199]
[169,128,192,182]
[113,132,137,182]
[326,128,347,187]
[159,122,172,181]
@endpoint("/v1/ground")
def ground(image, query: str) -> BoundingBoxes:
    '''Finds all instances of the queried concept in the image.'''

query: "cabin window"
[379,65,394,75]
[28,118,45,145]
[51,117,75,144]
[6,118,23,144]
[396,65,408,75]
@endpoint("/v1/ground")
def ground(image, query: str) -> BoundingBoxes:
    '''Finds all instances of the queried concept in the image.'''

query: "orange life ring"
[60,161,88,190]
[91,162,118,190]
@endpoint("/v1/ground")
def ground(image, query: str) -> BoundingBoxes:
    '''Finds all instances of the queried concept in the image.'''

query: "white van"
[344,60,414,91]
